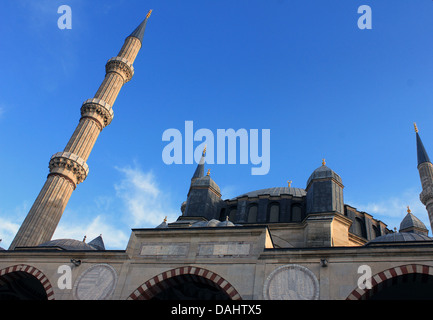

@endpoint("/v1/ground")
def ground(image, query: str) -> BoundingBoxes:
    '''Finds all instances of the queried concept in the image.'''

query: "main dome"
[231,187,306,200]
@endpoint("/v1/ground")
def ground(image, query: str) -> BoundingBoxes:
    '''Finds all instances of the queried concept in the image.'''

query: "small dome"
[38,239,97,251]
[87,235,105,250]
[191,220,209,227]
[217,218,235,227]
[207,219,220,227]
[156,217,168,229]
[306,164,343,188]
[367,232,433,245]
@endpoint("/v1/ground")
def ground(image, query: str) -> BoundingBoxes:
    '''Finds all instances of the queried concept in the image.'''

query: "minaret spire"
[191,146,206,181]
[414,123,431,167]
[129,10,152,45]
[9,12,153,250]
[414,123,433,234]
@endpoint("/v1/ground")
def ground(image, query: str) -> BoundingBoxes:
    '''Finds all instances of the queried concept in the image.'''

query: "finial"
[287,180,292,187]
[203,145,207,156]
[146,10,153,19]
[164,216,167,222]
[83,235,86,243]
[414,122,418,133]
[322,158,326,166]
[407,206,411,214]
[226,216,229,221]
[207,169,211,176]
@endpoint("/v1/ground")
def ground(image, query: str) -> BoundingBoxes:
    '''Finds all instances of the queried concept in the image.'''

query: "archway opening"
[369,273,433,300]
[129,266,242,300]
[0,271,48,300]
[151,275,231,300]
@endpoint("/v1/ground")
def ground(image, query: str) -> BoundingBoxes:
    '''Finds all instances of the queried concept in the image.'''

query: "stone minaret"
[9,11,153,250]
[414,123,433,233]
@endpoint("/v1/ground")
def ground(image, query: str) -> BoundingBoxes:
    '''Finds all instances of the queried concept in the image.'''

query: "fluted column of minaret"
[9,11,152,250]
[414,123,433,233]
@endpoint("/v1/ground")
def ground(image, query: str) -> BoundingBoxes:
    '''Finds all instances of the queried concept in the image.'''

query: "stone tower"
[183,148,223,220]
[306,159,344,215]
[414,123,433,233]
[9,11,153,250]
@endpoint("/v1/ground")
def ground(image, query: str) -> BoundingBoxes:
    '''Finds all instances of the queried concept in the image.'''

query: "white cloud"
[53,215,129,250]
[0,217,20,249]
[348,188,431,233]
[114,164,179,228]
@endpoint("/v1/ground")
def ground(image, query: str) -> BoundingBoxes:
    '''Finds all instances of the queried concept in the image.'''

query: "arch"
[291,203,302,222]
[219,208,226,221]
[351,217,367,239]
[247,204,258,223]
[128,266,242,300]
[268,202,280,222]
[346,264,433,300]
[0,264,55,300]
[228,207,237,222]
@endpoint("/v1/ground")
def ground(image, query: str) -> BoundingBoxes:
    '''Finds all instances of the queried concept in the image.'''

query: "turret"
[183,148,223,220]
[306,159,344,215]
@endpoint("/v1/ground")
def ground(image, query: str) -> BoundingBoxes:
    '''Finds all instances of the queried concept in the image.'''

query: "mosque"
[1,11,433,301]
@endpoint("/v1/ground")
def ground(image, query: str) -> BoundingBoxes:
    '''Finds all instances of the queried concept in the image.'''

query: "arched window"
[268,203,280,222]
[219,208,226,221]
[291,204,302,222]
[372,225,381,238]
[352,217,367,239]
[228,207,237,222]
[247,205,258,223]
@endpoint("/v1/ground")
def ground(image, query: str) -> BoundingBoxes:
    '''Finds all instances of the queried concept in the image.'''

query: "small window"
[219,208,226,221]
[229,208,237,222]
[292,204,302,222]
[268,203,280,222]
[247,205,258,223]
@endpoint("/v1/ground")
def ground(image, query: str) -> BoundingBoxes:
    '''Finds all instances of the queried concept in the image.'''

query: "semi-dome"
[232,187,306,200]
[366,232,433,245]
[306,163,343,189]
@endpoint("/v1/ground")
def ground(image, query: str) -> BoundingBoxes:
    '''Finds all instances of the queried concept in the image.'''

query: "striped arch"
[346,264,433,300]
[128,266,242,300]
[0,264,55,300]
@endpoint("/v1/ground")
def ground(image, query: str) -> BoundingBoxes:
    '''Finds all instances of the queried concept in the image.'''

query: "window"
[291,204,302,222]
[219,208,226,221]
[247,205,258,223]
[353,217,367,238]
[268,203,280,222]
[229,208,237,222]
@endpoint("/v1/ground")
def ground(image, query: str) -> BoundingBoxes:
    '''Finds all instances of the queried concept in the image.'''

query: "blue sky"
[1,0,433,249]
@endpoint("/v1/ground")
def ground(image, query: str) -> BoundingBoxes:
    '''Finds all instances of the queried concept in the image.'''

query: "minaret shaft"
[9,14,151,250]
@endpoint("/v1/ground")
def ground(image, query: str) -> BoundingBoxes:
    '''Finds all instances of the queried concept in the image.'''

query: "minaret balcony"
[105,57,134,83]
